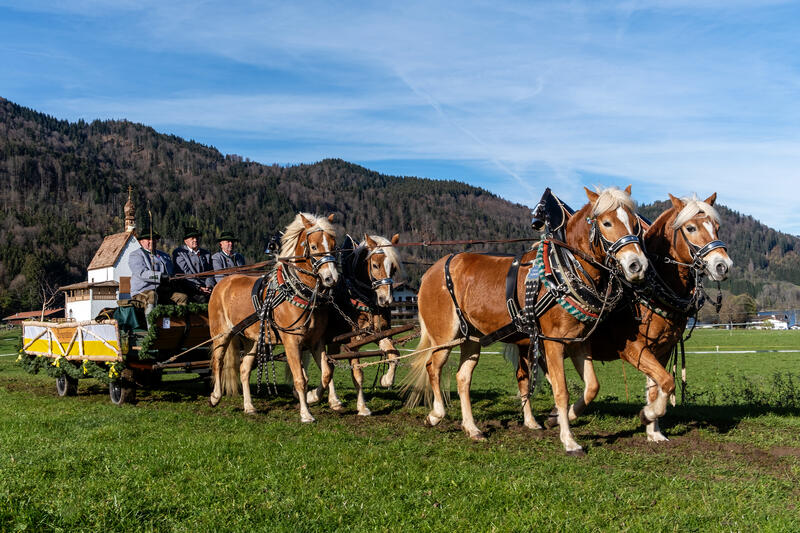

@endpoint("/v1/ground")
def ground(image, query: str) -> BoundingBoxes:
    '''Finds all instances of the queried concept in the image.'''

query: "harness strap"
[444,253,469,337]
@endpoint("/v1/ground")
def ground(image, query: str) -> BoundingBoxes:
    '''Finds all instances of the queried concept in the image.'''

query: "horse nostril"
[629,260,641,273]
[716,263,728,276]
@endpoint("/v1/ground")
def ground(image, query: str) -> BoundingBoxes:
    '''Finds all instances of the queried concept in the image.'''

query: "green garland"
[136,302,208,357]
[17,353,125,384]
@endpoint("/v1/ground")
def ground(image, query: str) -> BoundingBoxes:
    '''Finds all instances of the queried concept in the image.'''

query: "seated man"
[129,229,188,314]
[210,232,246,287]
[172,226,214,302]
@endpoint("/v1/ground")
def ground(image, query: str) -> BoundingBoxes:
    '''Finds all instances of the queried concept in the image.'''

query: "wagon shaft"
[328,349,385,360]
[344,324,415,349]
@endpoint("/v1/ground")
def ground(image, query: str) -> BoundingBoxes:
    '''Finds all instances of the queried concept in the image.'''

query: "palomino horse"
[207,213,338,422]
[570,193,732,441]
[306,234,403,416]
[405,186,648,455]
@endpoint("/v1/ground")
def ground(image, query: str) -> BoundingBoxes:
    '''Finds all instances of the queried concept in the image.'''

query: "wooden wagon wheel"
[56,374,78,397]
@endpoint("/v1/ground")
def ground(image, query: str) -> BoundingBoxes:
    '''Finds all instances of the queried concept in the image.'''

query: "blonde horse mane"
[672,195,720,229]
[280,213,336,258]
[590,186,635,217]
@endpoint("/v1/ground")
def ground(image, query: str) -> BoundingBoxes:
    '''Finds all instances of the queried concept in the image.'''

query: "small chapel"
[61,188,142,321]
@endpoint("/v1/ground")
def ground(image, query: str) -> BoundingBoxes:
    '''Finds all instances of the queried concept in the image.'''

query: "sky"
[1,1,799,234]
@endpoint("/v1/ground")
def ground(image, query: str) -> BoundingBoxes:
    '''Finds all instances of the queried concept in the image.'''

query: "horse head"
[281,213,339,288]
[583,185,649,283]
[667,193,732,281]
[362,233,401,307]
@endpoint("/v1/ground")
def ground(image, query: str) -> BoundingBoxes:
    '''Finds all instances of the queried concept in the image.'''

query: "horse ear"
[668,194,684,210]
[391,233,400,245]
[327,213,335,223]
[704,193,717,206]
[584,187,599,204]
[624,185,632,195]
[364,234,377,249]
[300,214,313,230]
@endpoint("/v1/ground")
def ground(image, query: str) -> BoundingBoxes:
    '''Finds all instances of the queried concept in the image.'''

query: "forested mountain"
[1,96,799,317]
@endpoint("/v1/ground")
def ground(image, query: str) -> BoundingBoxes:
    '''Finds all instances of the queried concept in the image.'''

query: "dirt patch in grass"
[596,427,800,479]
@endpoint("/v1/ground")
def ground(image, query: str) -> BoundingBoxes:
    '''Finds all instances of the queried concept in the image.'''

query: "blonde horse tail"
[402,319,435,408]
[219,334,241,397]
[503,343,520,371]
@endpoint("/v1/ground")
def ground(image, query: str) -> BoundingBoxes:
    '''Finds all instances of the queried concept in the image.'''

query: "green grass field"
[1,327,799,531]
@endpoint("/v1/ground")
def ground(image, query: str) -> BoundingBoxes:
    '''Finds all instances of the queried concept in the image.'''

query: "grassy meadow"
[1,327,799,531]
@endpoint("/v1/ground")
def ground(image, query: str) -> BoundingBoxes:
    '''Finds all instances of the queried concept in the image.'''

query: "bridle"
[366,248,394,291]
[282,227,337,280]
[587,212,644,267]
[672,225,727,270]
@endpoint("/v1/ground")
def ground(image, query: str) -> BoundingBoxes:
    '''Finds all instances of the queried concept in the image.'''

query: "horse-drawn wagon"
[18,303,214,405]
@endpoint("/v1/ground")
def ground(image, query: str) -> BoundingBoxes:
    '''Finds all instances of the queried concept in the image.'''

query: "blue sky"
[2,1,800,234]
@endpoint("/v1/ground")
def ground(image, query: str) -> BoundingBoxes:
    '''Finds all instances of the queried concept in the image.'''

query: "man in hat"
[129,229,188,314]
[172,226,214,302]
[210,232,246,287]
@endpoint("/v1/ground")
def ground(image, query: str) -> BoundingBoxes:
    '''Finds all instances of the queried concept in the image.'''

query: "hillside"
[2,96,799,316]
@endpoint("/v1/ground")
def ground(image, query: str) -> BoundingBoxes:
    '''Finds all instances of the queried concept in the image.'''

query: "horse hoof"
[544,416,559,429]
[424,415,441,427]
[639,409,653,425]
[357,409,372,417]
[468,431,486,442]
[306,392,321,405]
[647,433,670,443]
[244,408,257,416]
[379,376,394,389]
[566,448,586,457]
[330,403,344,412]
[301,415,316,424]
[208,397,219,408]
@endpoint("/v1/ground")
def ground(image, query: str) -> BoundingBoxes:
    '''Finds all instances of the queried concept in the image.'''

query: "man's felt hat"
[217,232,238,242]
[138,228,161,240]
[183,226,202,239]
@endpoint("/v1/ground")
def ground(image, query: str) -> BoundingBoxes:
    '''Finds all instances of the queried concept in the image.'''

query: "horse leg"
[425,344,452,427]
[240,342,258,415]
[456,339,484,440]
[208,336,227,407]
[350,358,371,416]
[622,345,675,442]
[515,350,543,430]
[546,350,599,426]
[543,339,584,455]
[378,337,399,388]
[318,344,344,412]
[285,339,314,423]
[305,349,326,405]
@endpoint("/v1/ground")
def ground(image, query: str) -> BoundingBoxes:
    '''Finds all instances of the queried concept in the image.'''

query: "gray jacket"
[210,251,245,286]
[129,247,174,296]
[172,245,214,289]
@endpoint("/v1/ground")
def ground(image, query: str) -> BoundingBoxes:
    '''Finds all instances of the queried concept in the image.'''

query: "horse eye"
[311,245,317,250]
[603,221,612,228]
[686,225,696,233]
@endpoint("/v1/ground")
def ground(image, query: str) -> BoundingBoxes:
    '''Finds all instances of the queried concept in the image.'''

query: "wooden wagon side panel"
[22,320,123,362]
[148,313,211,353]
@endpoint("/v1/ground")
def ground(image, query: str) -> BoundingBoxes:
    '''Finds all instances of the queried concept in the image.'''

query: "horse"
[404,186,649,455]
[566,193,733,441]
[306,233,403,416]
[207,213,339,422]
